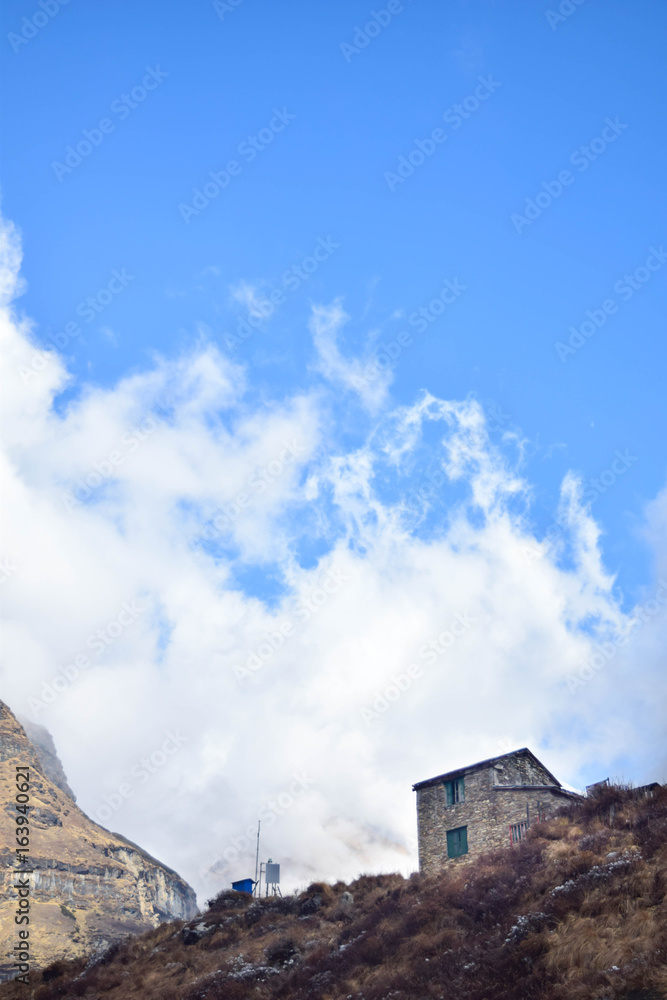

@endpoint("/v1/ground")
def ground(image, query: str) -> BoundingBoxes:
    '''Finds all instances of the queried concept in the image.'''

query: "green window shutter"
[446,826,468,858]
[444,778,464,804]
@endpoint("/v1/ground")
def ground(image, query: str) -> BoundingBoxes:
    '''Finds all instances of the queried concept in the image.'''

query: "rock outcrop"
[0,700,197,979]
[18,717,77,801]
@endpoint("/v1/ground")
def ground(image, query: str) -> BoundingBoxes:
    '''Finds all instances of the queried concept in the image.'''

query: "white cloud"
[229,280,273,321]
[310,300,393,413]
[1,218,666,905]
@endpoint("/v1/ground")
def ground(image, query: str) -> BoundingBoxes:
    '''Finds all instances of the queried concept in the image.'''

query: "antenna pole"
[254,820,261,897]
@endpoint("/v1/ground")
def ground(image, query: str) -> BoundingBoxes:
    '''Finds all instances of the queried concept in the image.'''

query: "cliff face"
[18,717,77,801]
[0,700,197,979]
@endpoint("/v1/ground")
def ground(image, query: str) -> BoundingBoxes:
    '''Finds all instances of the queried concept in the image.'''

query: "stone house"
[413,747,581,874]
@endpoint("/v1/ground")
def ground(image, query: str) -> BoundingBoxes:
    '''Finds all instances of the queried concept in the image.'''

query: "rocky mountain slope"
[0,700,197,980]
[2,783,665,1000]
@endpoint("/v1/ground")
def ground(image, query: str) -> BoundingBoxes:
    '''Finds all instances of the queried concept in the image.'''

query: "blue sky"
[3,0,666,601]
[1,1,666,894]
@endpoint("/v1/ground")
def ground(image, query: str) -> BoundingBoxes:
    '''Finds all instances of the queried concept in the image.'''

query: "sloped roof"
[412,747,562,791]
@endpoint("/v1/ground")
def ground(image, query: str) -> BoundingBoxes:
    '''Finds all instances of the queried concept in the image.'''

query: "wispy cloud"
[229,280,273,321]
[310,299,393,413]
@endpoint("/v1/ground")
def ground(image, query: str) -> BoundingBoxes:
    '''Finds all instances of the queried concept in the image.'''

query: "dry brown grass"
[2,784,666,1000]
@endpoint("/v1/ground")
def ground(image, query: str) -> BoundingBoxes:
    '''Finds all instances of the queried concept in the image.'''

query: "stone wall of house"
[416,755,565,875]
[491,752,554,787]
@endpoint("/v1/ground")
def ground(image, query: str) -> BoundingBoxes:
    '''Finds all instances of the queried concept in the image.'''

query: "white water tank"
[265,862,280,884]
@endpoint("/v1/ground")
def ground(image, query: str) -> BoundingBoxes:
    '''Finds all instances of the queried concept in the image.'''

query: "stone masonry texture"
[414,749,576,875]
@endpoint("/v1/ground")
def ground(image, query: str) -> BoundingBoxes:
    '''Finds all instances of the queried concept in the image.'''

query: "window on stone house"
[446,825,468,858]
[443,776,465,805]
[510,821,528,844]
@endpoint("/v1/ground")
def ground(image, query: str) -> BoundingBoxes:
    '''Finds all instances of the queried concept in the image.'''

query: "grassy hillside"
[2,784,666,1000]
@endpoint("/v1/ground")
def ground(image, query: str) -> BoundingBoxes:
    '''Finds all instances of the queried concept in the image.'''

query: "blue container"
[231,878,254,894]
